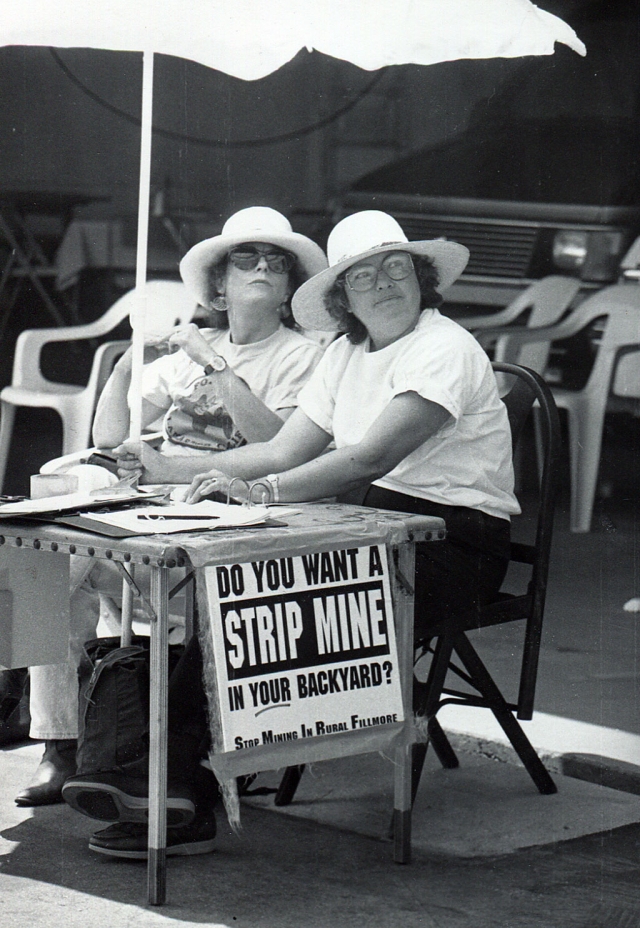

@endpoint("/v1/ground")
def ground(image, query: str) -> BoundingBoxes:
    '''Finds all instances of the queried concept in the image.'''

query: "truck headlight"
[552,231,588,271]
[552,230,625,281]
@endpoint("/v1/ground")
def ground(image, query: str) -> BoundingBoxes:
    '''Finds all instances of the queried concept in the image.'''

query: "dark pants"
[363,487,511,641]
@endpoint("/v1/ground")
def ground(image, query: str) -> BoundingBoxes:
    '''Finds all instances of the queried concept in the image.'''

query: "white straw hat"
[292,210,469,331]
[180,206,328,307]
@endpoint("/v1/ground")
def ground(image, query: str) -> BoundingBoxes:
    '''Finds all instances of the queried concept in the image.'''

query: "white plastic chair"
[494,284,640,532]
[456,275,581,335]
[547,292,640,533]
[0,280,197,492]
[473,276,581,374]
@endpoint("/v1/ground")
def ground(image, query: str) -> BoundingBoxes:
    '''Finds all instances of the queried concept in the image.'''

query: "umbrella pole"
[125,49,168,907]
[129,49,154,444]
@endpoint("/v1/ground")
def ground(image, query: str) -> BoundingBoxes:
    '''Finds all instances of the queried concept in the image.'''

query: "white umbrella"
[3,0,585,440]
[3,1,586,77]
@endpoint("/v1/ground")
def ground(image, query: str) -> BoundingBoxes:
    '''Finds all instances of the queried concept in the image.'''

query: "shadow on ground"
[1,742,639,928]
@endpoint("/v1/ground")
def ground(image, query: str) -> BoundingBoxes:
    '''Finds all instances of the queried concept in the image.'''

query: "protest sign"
[202,543,404,755]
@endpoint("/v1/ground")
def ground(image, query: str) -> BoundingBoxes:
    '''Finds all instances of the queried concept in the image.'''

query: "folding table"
[0,502,444,905]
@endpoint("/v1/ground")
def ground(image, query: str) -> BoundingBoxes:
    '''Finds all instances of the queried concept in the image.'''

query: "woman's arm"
[92,349,167,449]
[168,324,290,442]
[197,367,293,441]
[188,391,450,502]
[114,406,329,485]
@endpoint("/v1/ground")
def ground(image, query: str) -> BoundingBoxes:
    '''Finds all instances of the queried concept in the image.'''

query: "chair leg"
[565,400,607,533]
[453,633,556,795]
[274,764,305,806]
[427,717,459,770]
[0,401,16,494]
[411,633,457,803]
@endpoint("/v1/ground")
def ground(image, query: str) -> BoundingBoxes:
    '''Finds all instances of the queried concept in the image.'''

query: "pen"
[137,513,220,521]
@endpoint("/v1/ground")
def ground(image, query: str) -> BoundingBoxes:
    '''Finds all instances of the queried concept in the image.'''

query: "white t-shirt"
[298,309,520,521]
[141,326,322,454]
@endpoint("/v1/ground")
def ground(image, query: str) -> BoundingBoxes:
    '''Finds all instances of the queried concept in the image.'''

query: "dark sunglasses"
[228,245,296,274]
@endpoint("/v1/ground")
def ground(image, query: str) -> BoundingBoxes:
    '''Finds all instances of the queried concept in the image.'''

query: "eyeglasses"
[345,252,414,291]
[228,245,296,274]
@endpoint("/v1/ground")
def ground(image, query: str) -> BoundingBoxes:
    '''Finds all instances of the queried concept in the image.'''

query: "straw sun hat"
[292,210,470,331]
[180,206,328,307]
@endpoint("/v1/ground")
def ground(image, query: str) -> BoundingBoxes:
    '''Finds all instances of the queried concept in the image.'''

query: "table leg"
[120,565,134,647]
[147,565,169,905]
[391,541,416,864]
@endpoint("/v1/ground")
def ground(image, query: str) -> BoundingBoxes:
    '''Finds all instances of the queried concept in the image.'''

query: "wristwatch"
[203,356,227,375]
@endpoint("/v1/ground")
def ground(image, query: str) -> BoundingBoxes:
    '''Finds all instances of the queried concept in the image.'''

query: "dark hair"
[324,252,443,344]
[205,250,304,330]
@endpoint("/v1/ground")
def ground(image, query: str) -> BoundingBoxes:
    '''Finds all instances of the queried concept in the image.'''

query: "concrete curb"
[438,708,640,796]
[560,754,640,796]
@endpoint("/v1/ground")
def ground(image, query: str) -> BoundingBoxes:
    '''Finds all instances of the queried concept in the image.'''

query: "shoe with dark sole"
[89,810,217,859]
[62,772,196,827]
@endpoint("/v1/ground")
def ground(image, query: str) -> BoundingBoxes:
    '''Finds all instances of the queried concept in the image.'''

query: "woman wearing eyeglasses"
[187,210,520,640]
[61,210,521,861]
[17,208,326,812]
[93,206,327,484]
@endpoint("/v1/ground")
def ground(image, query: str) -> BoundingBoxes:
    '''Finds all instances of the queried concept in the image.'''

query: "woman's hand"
[113,440,172,485]
[116,338,175,372]
[186,469,232,503]
[169,324,220,368]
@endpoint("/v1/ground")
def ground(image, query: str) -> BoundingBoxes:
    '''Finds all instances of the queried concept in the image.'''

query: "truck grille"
[396,216,538,279]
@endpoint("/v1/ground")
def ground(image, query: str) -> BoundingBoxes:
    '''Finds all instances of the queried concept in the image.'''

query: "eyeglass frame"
[228,243,296,274]
[344,251,415,292]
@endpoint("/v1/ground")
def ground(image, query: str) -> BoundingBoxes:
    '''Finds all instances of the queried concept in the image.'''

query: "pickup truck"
[338,114,640,314]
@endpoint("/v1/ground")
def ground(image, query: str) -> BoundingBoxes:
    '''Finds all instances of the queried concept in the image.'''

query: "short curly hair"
[324,253,443,344]
[205,250,305,330]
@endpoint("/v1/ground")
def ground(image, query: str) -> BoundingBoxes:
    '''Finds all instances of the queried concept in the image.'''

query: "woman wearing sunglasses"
[188,210,520,640]
[64,211,521,861]
[93,206,327,484]
[16,208,326,812]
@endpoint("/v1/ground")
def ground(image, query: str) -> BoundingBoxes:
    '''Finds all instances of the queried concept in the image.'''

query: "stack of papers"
[0,490,297,537]
[82,501,272,534]
[0,488,159,517]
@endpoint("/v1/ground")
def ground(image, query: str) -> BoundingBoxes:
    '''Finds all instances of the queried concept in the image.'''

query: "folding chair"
[275,362,561,808]
[410,362,560,800]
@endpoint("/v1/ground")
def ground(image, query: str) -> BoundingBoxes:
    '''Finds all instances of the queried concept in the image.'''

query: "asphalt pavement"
[0,413,639,925]
[1,736,639,927]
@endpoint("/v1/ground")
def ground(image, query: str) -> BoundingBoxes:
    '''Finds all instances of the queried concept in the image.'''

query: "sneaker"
[62,771,196,827]
[89,808,217,859]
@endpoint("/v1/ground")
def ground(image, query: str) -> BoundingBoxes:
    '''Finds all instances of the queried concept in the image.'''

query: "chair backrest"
[127,279,198,338]
[493,276,581,371]
[459,275,579,333]
[491,361,561,720]
[101,280,196,340]
[612,347,640,401]
[86,281,198,426]
[10,279,197,390]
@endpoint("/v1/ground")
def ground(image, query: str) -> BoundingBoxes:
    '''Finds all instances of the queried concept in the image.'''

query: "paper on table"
[0,488,160,517]
[80,500,274,534]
